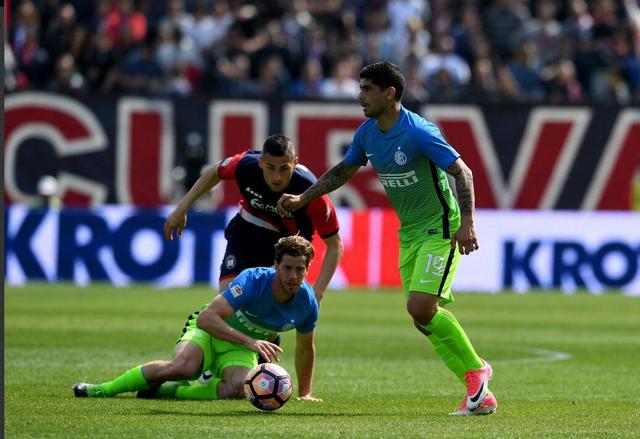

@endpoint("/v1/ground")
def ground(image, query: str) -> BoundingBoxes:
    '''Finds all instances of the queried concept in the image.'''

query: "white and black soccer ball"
[243,363,293,411]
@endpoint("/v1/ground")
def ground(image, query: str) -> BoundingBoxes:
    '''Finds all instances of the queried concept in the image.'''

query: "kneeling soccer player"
[73,236,322,402]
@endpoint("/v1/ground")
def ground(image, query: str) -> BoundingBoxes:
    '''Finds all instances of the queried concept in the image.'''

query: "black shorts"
[219,214,284,281]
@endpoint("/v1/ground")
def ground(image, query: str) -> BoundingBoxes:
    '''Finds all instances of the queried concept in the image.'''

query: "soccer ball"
[243,363,293,411]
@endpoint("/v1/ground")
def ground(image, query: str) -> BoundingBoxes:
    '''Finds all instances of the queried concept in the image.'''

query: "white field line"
[494,348,572,365]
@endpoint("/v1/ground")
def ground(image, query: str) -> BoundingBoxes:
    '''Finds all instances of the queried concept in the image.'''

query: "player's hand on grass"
[249,339,283,362]
[164,208,187,240]
[296,394,323,402]
[451,219,479,255]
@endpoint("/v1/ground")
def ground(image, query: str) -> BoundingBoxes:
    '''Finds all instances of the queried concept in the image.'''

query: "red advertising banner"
[5,92,639,210]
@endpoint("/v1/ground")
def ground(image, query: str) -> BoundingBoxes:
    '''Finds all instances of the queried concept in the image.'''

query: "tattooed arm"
[445,158,479,255]
[278,160,360,212]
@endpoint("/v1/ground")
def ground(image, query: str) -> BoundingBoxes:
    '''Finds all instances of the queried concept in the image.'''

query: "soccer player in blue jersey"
[73,236,322,402]
[278,61,496,416]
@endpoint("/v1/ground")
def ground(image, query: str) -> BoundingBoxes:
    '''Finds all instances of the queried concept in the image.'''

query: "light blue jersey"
[221,267,318,340]
[344,106,461,245]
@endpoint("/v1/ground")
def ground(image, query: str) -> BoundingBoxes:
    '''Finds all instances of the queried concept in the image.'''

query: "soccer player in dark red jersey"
[164,134,343,303]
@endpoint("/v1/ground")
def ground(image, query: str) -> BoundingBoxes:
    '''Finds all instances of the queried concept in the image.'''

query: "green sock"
[173,378,221,400]
[427,334,466,385]
[424,308,484,372]
[100,366,150,397]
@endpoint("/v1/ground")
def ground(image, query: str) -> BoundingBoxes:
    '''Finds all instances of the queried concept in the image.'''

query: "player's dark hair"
[359,61,405,101]
[262,134,295,157]
[274,235,315,266]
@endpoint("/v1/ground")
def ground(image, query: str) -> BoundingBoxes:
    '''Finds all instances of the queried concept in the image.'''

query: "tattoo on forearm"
[305,161,358,201]
[447,162,475,216]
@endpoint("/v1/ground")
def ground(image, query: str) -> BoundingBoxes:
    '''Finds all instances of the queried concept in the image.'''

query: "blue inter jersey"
[221,267,318,340]
[344,106,461,244]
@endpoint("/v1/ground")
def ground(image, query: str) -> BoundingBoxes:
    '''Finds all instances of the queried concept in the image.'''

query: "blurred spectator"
[5,43,19,91]
[518,0,564,65]
[386,0,429,50]
[402,53,429,102]
[10,0,41,54]
[184,0,234,52]
[468,57,500,101]
[291,56,325,98]
[320,55,361,98]
[43,3,79,62]
[624,0,640,57]
[542,59,584,103]
[509,40,545,100]
[467,57,521,102]
[421,33,471,89]
[119,42,164,93]
[105,0,148,49]
[155,24,204,80]
[13,27,51,88]
[361,8,400,65]
[166,64,194,96]
[452,5,484,65]
[428,68,463,101]
[610,29,640,101]
[213,52,259,97]
[85,28,118,91]
[256,54,292,98]
[50,53,86,92]
[483,0,530,61]
[564,0,594,42]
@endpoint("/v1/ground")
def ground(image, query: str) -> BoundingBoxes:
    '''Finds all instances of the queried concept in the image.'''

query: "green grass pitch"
[5,284,640,438]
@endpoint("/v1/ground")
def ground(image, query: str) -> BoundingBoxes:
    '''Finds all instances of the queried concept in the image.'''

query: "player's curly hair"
[274,235,315,266]
[359,61,405,101]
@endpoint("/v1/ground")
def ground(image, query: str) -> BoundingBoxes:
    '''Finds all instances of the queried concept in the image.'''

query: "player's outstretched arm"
[197,295,283,362]
[295,330,322,402]
[445,158,479,255]
[277,160,360,213]
[313,233,344,302]
[164,163,222,240]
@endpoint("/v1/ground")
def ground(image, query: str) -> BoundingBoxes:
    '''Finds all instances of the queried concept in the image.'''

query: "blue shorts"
[219,214,284,281]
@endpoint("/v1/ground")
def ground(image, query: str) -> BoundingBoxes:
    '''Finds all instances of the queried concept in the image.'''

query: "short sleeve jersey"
[221,267,319,340]
[218,151,339,241]
[344,107,461,245]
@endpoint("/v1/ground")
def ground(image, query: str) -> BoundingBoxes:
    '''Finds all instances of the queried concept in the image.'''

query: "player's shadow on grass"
[144,409,372,417]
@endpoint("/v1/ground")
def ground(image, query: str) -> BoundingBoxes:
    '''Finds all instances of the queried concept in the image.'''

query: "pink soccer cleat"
[449,392,498,416]
[464,360,493,411]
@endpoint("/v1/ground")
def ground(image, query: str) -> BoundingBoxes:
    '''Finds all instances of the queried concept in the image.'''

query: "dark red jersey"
[217,151,339,241]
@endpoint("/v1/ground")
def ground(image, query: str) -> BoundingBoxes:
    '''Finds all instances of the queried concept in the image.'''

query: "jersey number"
[424,254,445,277]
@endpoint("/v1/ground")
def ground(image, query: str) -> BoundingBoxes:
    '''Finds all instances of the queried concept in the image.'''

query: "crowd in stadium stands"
[5,0,640,103]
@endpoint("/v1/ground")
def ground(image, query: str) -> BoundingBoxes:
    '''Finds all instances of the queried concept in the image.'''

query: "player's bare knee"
[406,299,438,325]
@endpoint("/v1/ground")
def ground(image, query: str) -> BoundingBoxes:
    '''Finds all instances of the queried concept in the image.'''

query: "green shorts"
[398,237,460,304]
[177,309,258,379]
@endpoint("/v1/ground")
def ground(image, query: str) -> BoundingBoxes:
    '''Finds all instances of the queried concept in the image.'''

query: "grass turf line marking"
[495,347,572,365]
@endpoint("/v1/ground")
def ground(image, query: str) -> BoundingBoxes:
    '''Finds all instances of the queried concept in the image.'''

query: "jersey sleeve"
[221,269,259,310]
[306,195,340,239]
[217,151,248,180]
[296,292,318,334]
[343,122,368,167]
[411,121,460,170]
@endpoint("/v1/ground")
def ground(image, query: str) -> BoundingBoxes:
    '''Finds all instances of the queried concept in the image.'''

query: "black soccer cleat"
[73,383,88,397]
[73,383,106,397]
